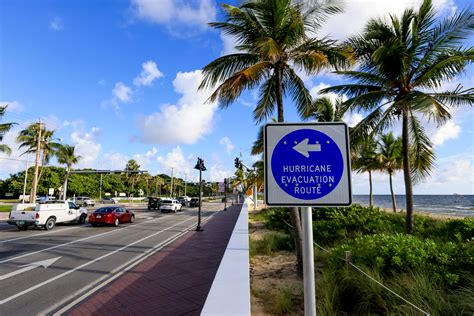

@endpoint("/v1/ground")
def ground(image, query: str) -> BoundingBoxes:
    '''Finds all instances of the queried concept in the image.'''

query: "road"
[0,202,223,315]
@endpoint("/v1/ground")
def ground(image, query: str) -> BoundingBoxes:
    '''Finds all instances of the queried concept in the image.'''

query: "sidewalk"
[68,204,243,316]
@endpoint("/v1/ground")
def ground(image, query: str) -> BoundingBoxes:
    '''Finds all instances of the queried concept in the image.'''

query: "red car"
[88,206,135,227]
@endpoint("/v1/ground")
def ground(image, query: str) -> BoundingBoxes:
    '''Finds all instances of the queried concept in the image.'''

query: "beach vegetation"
[253,205,473,314]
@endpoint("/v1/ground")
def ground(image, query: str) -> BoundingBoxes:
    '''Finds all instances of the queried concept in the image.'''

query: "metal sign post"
[194,158,206,231]
[264,122,352,316]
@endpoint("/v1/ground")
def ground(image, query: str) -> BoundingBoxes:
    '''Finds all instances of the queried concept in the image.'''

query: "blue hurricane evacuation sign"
[271,129,344,200]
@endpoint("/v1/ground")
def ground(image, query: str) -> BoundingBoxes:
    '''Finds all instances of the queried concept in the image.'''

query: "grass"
[0,205,12,212]
[0,199,16,203]
[249,232,293,256]
[273,285,294,315]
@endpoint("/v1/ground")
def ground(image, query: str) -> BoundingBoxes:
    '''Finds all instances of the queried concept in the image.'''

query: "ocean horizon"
[353,194,474,217]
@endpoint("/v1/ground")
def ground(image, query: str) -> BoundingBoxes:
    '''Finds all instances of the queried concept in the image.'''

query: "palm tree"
[301,96,348,122]
[0,105,16,155]
[200,0,351,277]
[351,136,379,207]
[321,0,474,233]
[17,123,60,197]
[154,176,165,196]
[56,144,82,200]
[376,132,402,212]
[124,160,140,196]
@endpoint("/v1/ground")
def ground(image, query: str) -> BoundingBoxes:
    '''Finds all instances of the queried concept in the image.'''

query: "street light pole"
[194,158,206,232]
[224,178,227,211]
[184,173,187,196]
[30,121,42,203]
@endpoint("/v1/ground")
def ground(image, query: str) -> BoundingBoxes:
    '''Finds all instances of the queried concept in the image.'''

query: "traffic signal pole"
[194,157,206,232]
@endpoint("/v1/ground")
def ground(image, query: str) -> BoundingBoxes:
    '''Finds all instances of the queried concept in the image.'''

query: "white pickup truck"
[8,201,88,231]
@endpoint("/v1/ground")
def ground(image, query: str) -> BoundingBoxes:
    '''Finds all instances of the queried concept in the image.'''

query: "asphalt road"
[0,202,224,315]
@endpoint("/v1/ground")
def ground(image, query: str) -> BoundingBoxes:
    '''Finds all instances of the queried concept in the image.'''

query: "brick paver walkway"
[68,204,243,316]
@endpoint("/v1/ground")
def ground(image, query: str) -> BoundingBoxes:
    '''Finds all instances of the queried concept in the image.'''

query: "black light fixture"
[194,157,206,231]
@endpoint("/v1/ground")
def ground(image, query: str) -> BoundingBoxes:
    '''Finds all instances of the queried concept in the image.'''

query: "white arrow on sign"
[0,257,61,281]
[293,138,321,158]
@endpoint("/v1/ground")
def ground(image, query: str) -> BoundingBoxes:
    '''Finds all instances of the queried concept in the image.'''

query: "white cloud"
[319,0,456,40]
[71,127,102,168]
[209,163,232,182]
[344,113,364,128]
[49,16,63,31]
[113,82,132,103]
[134,61,164,86]
[156,146,194,177]
[100,152,130,171]
[1,100,24,112]
[0,124,29,179]
[431,121,461,146]
[135,69,218,144]
[219,136,234,154]
[309,82,340,103]
[131,0,216,35]
[220,32,240,56]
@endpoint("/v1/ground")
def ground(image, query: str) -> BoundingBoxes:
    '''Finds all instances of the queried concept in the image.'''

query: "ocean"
[352,195,474,218]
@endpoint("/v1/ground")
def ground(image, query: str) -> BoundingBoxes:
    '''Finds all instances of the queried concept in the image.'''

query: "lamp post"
[224,178,228,211]
[194,157,206,231]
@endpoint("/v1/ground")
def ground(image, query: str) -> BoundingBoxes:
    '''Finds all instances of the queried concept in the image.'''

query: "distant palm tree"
[56,144,81,200]
[124,160,140,196]
[301,96,348,122]
[352,136,379,207]
[376,132,403,212]
[17,123,60,196]
[322,0,474,233]
[0,105,16,155]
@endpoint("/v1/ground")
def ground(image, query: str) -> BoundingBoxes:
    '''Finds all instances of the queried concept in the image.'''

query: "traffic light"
[194,157,207,171]
[234,157,242,169]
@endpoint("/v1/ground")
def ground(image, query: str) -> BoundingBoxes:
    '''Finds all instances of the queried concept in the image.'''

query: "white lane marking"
[0,215,172,264]
[0,214,202,305]
[0,227,81,244]
[0,257,62,281]
[44,212,217,315]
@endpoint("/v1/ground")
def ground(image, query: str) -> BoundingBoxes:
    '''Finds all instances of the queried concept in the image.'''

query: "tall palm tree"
[56,144,81,200]
[376,132,403,212]
[351,136,379,207]
[0,105,16,155]
[200,0,351,277]
[322,0,474,233]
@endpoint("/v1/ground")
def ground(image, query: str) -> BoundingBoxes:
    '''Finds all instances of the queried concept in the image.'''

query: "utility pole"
[22,154,29,203]
[184,173,187,196]
[30,121,42,203]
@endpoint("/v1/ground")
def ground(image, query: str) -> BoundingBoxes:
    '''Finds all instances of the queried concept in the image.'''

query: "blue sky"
[0,0,473,194]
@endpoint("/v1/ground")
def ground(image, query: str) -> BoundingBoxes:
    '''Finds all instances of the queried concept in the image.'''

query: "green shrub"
[250,232,294,256]
[272,285,294,315]
[329,233,473,286]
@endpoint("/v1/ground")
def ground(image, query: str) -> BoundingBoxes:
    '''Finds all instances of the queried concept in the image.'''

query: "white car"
[160,199,182,213]
[75,196,95,207]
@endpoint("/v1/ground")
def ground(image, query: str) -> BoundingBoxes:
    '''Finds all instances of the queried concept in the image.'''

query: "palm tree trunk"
[389,171,397,212]
[62,167,70,200]
[275,64,303,278]
[368,170,373,207]
[402,109,414,234]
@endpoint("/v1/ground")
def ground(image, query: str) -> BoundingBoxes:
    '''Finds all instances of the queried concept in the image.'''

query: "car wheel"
[44,217,56,231]
[91,223,98,227]
[147,206,150,210]
[17,225,28,231]
[130,215,135,223]
[78,214,87,225]
[114,218,120,227]
[173,207,177,213]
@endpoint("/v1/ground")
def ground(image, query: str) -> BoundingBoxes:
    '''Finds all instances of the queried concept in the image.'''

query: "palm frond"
[429,85,474,108]
[0,144,12,155]
[253,75,277,123]
[408,113,435,183]
[282,67,312,118]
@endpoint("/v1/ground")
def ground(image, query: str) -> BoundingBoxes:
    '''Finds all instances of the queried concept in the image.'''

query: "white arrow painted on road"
[0,257,61,281]
[292,138,321,158]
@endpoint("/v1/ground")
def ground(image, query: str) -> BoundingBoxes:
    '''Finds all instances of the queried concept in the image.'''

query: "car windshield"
[161,200,172,204]
[95,207,116,213]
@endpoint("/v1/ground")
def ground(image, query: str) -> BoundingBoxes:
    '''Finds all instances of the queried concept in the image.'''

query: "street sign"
[218,182,225,193]
[264,122,352,206]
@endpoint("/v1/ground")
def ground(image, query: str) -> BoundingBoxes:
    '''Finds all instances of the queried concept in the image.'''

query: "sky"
[0,0,473,195]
